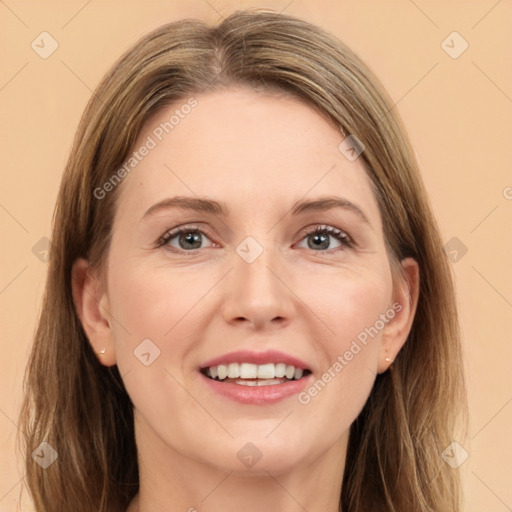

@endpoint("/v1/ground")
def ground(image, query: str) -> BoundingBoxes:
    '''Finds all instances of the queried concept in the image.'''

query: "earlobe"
[377,257,420,374]
[71,258,117,366]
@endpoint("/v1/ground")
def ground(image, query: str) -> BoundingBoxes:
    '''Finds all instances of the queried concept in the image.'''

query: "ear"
[71,258,117,366]
[377,257,420,374]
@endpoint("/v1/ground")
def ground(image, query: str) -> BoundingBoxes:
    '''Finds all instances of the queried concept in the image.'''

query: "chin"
[202,435,309,475]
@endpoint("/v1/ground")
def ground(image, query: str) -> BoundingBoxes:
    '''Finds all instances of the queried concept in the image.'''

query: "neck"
[127,419,348,512]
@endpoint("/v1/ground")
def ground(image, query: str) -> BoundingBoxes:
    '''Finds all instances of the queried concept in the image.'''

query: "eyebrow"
[142,195,371,226]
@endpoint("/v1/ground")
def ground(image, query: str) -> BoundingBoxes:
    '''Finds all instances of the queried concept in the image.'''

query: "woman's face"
[78,87,417,476]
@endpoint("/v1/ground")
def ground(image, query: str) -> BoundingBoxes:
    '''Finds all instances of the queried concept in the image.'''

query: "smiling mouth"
[200,362,312,386]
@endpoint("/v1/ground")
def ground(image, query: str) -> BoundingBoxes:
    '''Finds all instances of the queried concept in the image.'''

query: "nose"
[221,244,295,331]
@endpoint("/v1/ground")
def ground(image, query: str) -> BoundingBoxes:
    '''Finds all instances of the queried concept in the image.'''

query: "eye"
[296,225,354,252]
[156,223,354,254]
[157,225,216,251]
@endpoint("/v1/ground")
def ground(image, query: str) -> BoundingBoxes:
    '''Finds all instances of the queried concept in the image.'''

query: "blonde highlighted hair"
[19,10,467,512]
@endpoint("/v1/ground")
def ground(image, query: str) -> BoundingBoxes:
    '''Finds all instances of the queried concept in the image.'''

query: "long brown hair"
[19,10,467,512]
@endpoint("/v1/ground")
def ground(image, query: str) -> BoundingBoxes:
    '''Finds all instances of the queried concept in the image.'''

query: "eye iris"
[180,231,202,249]
[309,232,330,250]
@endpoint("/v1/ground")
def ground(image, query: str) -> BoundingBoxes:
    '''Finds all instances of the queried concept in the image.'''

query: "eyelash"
[156,224,354,254]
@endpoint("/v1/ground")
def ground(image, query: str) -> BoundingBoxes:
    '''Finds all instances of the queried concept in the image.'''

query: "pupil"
[309,233,329,250]
[181,232,201,249]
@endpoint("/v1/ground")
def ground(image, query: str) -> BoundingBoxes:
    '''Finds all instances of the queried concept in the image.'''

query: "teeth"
[257,363,275,379]
[240,363,258,379]
[217,365,228,380]
[204,362,308,381]
[227,363,239,378]
[275,363,286,378]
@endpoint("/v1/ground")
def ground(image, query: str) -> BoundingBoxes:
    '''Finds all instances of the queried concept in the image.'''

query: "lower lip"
[200,372,313,405]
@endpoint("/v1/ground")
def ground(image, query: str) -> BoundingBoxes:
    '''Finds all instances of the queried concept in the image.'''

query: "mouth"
[200,362,312,386]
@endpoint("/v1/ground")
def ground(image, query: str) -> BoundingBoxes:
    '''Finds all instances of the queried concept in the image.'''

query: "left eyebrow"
[291,196,372,228]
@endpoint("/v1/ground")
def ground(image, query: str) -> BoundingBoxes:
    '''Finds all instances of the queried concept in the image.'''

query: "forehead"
[114,87,382,229]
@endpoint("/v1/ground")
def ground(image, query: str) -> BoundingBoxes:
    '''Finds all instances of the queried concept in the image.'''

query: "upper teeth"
[206,363,304,381]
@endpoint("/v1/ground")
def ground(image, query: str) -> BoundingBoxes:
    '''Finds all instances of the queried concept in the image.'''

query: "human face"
[94,86,407,475]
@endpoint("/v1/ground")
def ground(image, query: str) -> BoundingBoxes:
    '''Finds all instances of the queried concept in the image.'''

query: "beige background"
[1,1,511,510]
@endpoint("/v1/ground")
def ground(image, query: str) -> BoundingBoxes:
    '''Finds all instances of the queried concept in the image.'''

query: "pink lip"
[199,349,310,370]
[200,371,314,405]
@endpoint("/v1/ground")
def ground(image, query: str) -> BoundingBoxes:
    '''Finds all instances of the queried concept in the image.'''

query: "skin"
[72,87,419,512]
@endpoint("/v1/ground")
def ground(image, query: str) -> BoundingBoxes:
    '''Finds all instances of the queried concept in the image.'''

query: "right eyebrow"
[142,196,228,220]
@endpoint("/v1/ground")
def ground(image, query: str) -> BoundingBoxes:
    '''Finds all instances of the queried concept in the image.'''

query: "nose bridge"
[221,234,293,327]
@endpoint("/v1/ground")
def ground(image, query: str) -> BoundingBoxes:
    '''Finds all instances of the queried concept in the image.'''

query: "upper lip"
[200,350,311,371]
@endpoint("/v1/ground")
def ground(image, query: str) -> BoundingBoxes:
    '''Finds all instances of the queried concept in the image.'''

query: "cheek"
[105,267,200,432]
[107,261,206,342]
[297,270,391,416]
[105,259,220,398]
[304,261,392,349]
[104,264,181,388]
[334,272,391,363]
